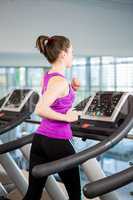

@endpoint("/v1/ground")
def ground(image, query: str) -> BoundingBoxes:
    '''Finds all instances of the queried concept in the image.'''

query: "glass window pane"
[65,68,72,81]
[90,65,100,86]
[101,86,115,91]
[74,88,90,106]
[72,66,86,86]
[0,68,6,86]
[21,68,26,87]
[27,68,44,87]
[90,86,101,94]
[7,67,24,89]
[116,64,133,87]
[116,57,133,63]
[101,65,115,87]
[116,86,133,92]
[102,57,114,64]
[0,68,7,98]
[73,57,87,65]
[7,68,17,88]
[90,57,100,65]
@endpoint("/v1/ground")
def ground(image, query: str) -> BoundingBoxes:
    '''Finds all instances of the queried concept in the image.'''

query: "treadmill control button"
[81,123,90,128]
[0,112,4,117]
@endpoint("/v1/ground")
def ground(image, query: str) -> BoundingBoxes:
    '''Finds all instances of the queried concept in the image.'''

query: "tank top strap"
[41,71,65,94]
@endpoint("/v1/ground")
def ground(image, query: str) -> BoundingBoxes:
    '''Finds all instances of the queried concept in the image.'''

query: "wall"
[0,0,133,66]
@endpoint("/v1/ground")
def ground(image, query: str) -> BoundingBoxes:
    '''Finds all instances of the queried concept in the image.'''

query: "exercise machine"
[1,91,133,199]
[31,91,133,199]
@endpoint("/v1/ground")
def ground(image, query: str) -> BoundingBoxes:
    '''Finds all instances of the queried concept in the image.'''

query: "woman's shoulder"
[44,76,68,98]
[49,75,68,85]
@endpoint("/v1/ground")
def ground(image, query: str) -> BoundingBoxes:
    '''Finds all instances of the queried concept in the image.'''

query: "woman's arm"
[35,76,78,122]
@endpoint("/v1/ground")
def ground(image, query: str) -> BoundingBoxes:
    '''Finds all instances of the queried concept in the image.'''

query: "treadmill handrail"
[83,166,133,198]
[0,134,33,154]
[32,97,133,177]
[25,119,107,141]
[0,132,106,155]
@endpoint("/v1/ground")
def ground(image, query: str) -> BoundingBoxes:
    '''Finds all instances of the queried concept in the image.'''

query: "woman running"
[23,35,81,200]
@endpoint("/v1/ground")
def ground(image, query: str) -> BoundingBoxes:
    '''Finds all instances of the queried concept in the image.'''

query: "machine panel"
[1,89,34,112]
[0,89,39,136]
[82,91,130,122]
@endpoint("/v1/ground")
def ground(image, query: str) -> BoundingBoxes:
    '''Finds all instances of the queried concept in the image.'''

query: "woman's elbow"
[34,105,48,118]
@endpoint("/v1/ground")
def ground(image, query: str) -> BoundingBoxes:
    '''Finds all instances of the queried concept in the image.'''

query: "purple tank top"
[36,71,76,139]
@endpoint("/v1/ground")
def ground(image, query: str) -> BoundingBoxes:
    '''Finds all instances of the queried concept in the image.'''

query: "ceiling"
[100,0,133,5]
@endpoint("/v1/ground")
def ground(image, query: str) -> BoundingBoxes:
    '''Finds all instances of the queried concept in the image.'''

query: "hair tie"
[44,38,49,46]
[44,37,54,47]
[48,37,54,44]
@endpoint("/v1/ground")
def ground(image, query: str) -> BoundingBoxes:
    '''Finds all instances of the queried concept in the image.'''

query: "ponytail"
[36,35,70,63]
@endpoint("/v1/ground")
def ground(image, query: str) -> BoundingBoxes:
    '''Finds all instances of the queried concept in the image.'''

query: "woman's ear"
[59,50,66,60]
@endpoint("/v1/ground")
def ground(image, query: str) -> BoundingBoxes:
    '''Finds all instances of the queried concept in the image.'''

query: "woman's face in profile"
[66,45,73,68]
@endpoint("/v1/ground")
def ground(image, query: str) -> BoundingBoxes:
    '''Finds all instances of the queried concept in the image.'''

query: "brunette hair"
[36,35,70,63]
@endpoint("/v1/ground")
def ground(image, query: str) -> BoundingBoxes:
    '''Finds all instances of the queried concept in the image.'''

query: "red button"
[81,123,90,128]
[0,112,4,117]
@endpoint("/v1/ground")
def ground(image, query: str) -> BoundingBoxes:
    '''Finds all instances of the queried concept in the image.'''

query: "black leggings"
[23,133,81,200]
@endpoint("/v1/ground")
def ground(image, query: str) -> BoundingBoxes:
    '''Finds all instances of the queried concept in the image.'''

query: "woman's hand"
[71,77,80,91]
[65,109,79,122]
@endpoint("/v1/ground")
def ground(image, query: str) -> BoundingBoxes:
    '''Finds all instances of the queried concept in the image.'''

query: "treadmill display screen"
[82,91,129,122]
[1,89,33,112]
[87,92,123,117]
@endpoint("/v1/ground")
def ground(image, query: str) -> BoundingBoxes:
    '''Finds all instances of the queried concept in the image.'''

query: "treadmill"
[31,91,133,199]
[1,91,133,199]
[0,89,39,198]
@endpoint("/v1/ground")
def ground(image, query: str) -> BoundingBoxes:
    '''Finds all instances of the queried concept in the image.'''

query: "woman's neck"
[50,62,66,75]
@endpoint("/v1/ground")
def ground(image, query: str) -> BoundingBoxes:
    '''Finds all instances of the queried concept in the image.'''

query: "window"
[1,55,133,184]
[101,64,115,90]
[116,63,133,89]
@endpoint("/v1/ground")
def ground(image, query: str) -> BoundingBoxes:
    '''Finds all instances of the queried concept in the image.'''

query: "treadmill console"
[82,91,130,122]
[74,96,91,111]
[1,89,34,112]
[0,89,39,135]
